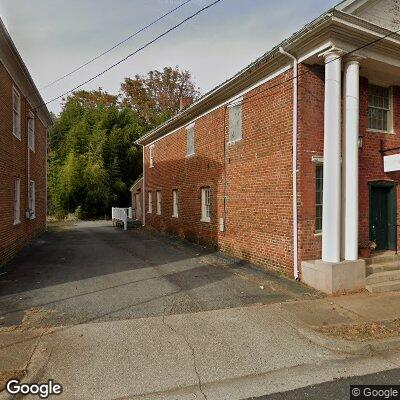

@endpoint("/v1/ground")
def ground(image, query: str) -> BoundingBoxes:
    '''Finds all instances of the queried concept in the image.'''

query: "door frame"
[369,180,397,251]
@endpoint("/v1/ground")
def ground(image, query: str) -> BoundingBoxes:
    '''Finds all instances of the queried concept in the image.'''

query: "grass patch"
[316,319,400,341]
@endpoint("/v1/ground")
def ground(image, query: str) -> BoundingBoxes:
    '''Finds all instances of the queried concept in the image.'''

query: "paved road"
[248,368,400,400]
[0,221,317,329]
[1,221,400,400]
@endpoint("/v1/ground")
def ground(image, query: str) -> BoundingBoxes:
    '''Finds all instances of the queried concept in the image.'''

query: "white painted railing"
[112,207,132,231]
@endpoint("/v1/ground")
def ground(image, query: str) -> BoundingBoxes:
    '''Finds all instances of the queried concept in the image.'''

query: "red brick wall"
[0,61,47,267]
[144,70,295,274]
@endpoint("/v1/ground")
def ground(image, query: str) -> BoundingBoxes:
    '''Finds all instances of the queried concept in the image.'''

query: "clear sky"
[0,0,339,114]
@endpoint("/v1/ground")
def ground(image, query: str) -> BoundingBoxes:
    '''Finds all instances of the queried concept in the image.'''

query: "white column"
[343,58,360,261]
[322,49,342,263]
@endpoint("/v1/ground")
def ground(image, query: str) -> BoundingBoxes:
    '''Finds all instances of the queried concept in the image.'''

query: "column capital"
[343,53,365,65]
[318,46,346,62]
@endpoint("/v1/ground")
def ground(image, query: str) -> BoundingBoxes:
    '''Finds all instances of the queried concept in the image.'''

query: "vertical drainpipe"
[279,47,300,280]
[142,144,146,227]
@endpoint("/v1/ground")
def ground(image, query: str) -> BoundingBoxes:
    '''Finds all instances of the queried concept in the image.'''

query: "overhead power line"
[38,0,193,92]
[36,0,223,110]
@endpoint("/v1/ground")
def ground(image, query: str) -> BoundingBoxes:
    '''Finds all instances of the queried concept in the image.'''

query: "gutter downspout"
[142,145,146,227]
[279,47,300,281]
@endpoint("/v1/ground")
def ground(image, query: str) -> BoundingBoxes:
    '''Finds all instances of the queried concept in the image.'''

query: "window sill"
[200,218,211,223]
[228,138,242,146]
[156,213,161,216]
[13,220,21,226]
[186,153,195,158]
[172,215,178,218]
[367,128,394,135]
[314,231,322,237]
[12,132,21,140]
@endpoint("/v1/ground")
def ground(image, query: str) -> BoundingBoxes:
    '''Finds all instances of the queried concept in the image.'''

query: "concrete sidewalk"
[2,292,400,399]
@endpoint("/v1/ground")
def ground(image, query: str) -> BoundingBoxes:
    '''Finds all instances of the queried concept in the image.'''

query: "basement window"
[368,84,392,132]
[201,187,211,223]
[315,164,323,233]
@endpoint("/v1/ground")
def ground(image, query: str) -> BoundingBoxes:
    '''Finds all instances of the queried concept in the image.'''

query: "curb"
[296,325,400,355]
[277,304,400,355]
[0,341,51,400]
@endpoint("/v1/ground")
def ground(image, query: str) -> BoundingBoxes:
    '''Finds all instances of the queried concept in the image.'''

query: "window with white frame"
[29,180,36,219]
[156,190,161,215]
[368,84,392,132]
[315,164,323,232]
[14,178,21,224]
[148,191,152,213]
[149,144,155,168]
[28,111,35,151]
[12,87,21,139]
[201,187,211,223]
[186,124,195,156]
[172,190,179,218]
[228,100,243,143]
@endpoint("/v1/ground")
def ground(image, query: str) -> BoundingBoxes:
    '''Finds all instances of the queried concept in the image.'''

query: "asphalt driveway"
[0,221,318,329]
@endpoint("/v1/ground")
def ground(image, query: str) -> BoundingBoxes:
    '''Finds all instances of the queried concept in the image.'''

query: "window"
[28,111,35,151]
[12,87,21,139]
[149,144,154,168]
[201,187,211,223]
[368,84,391,132]
[156,190,161,215]
[14,178,21,224]
[186,124,195,156]
[29,180,36,219]
[315,165,323,232]
[172,190,179,218]
[228,100,243,143]
[148,191,152,213]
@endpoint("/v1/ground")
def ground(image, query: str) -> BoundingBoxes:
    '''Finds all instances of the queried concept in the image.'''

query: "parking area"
[0,221,319,329]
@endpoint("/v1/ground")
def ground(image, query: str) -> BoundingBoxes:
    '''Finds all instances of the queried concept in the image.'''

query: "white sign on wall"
[384,154,400,172]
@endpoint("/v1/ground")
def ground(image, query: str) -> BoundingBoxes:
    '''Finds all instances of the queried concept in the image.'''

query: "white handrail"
[112,207,129,230]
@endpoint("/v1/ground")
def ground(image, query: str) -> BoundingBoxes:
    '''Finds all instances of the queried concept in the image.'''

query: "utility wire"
[38,0,193,92]
[35,0,223,111]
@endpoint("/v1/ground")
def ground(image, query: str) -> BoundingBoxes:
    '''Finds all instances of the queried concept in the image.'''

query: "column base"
[301,259,366,294]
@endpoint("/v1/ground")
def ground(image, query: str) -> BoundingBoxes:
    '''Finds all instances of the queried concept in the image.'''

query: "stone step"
[367,261,400,275]
[366,270,400,285]
[365,252,400,266]
[366,279,400,293]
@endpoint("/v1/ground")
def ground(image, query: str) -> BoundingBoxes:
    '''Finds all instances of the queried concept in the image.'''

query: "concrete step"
[366,270,400,285]
[365,252,400,266]
[367,261,400,275]
[366,279,400,293]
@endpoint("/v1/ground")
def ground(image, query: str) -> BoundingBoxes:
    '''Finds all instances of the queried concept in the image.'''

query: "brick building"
[0,18,52,267]
[130,176,143,222]
[136,0,400,293]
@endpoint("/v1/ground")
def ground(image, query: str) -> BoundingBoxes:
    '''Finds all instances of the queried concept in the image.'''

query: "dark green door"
[370,185,397,251]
